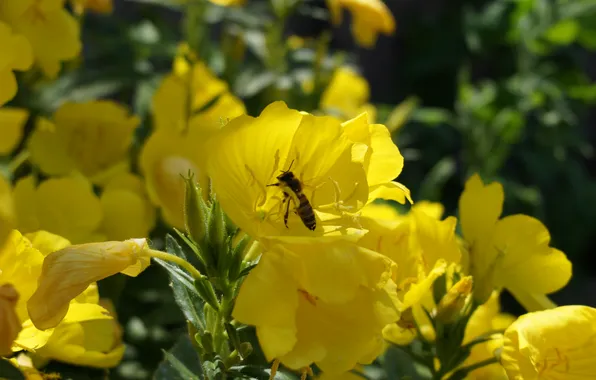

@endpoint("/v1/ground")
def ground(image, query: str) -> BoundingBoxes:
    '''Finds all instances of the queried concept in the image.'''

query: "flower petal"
[0,108,28,155]
[459,174,503,245]
[27,239,149,330]
[492,215,571,295]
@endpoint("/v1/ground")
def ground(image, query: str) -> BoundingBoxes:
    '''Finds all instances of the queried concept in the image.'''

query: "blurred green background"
[42,0,596,378]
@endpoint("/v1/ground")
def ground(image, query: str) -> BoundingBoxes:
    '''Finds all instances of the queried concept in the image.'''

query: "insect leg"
[283,194,291,228]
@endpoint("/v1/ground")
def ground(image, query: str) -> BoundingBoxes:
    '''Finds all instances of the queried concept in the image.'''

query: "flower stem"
[444,357,500,380]
[147,249,205,281]
[8,150,30,174]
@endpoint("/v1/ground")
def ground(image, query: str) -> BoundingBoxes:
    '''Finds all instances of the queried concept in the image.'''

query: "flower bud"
[207,200,227,266]
[435,276,473,324]
[184,174,210,244]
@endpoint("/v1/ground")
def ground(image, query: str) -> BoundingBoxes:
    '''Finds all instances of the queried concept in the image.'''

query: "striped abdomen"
[296,192,316,231]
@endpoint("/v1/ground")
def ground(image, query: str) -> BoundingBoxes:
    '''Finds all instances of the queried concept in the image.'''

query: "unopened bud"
[435,276,473,324]
[207,200,227,264]
[184,174,210,244]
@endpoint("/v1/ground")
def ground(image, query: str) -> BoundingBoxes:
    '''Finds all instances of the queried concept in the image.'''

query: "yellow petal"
[0,175,14,246]
[34,177,103,243]
[33,303,124,368]
[27,117,74,176]
[0,108,28,155]
[264,237,394,304]
[0,69,18,108]
[0,230,44,322]
[412,201,444,220]
[24,230,71,256]
[401,260,447,310]
[492,215,572,295]
[0,284,22,356]
[27,239,150,330]
[233,252,299,360]
[100,190,155,240]
[413,212,460,273]
[502,305,596,380]
[12,176,41,233]
[139,129,207,229]
[368,181,412,204]
[29,101,139,181]
[206,102,302,237]
[152,61,228,132]
[342,114,404,187]
[339,0,396,47]
[320,67,370,119]
[459,173,504,245]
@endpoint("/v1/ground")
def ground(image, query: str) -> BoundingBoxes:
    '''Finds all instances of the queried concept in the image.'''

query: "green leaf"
[155,235,206,330]
[418,157,456,200]
[411,108,453,126]
[0,359,25,380]
[155,335,203,380]
[379,346,428,380]
[234,69,277,98]
[544,19,579,45]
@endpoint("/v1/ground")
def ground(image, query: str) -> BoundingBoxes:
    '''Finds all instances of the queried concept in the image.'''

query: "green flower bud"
[184,174,210,245]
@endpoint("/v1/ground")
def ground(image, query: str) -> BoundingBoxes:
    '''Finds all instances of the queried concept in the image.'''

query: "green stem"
[147,249,205,281]
[184,0,207,57]
[8,150,30,174]
[446,357,500,380]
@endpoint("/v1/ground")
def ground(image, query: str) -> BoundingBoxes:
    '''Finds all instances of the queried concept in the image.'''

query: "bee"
[267,161,316,231]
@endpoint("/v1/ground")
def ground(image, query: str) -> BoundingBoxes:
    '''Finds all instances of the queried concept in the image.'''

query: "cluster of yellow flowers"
[2,1,596,380]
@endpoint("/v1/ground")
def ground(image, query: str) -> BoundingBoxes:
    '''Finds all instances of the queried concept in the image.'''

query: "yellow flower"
[19,303,125,368]
[99,173,157,240]
[342,113,411,204]
[0,174,14,247]
[233,237,399,374]
[320,67,375,122]
[0,0,81,77]
[0,284,21,356]
[0,107,29,155]
[359,202,460,309]
[501,305,596,379]
[459,174,572,310]
[141,57,244,229]
[326,0,396,47]
[152,58,244,134]
[205,101,369,238]
[1,230,125,368]
[28,101,139,184]
[13,176,102,243]
[139,128,210,230]
[27,238,150,330]
[0,22,32,106]
[461,292,514,380]
[71,0,113,14]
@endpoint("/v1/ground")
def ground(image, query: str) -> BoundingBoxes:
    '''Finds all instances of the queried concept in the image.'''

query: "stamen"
[245,164,268,210]
[269,359,281,380]
[300,367,312,380]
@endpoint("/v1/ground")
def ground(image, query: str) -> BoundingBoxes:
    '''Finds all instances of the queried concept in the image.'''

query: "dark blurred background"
[47,0,595,378]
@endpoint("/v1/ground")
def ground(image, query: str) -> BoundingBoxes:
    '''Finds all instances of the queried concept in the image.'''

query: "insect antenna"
[281,159,295,173]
